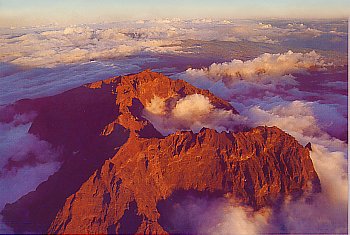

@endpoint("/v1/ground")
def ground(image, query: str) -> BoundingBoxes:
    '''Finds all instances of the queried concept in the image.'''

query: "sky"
[0,0,349,27]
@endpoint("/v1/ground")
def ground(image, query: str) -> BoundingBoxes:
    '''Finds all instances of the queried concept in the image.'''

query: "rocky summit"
[1,70,320,234]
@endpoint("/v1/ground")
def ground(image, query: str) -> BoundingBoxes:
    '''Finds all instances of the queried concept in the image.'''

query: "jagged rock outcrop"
[1,70,238,233]
[87,69,237,135]
[1,70,320,234]
[48,126,320,234]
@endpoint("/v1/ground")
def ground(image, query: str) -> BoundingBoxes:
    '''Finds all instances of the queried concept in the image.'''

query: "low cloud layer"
[166,142,348,234]
[169,50,347,234]
[143,94,245,135]
[243,100,348,150]
[160,195,273,235]
[277,144,348,234]
[1,19,346,69]
[177,51,347,141]
[144,69,348,234]
[0,20,347,234]
[186,50,327,82]
[0,60,143,105]
[162,143,347,234]
[0,25,182,68]
[0,113,61,233]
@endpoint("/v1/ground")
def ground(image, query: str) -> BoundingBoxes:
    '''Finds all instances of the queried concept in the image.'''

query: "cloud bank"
[0,60,144,105]
[0,25,182,68]
[0,20,347,234]
[168,50,347,234]
[160,195,273,235]
[165,142,348,234]
[277,144,348,234]
[1,19,346,69]
[186,50,327,82]
[243,101,348,233]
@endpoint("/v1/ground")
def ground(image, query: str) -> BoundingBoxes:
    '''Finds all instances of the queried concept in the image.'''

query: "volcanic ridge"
[1,70,320,234]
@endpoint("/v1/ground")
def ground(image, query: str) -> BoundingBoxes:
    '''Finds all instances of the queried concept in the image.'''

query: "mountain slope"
[48,126,320,234]
[1,70,238,233]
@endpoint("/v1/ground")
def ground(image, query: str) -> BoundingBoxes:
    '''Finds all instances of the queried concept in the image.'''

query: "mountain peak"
[2,71,320,234]
[48,126,320,234]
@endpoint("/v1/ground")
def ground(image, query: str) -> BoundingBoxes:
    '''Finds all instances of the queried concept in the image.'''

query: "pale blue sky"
[0,0,349,26]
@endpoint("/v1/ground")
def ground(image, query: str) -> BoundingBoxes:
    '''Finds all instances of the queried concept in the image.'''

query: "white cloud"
[1,20,345,69]
[161,195,274,235]
[201,204,273,235]
[276,144,348,234]
[172,49,347,233]
[176,51,330,105]
[258,22,273,29]
[143,94,245,135]
[0,20,347,234]
[185,50,327,82]
[241,100,347,152]
[0,25,182,68]
[163,142,348,234]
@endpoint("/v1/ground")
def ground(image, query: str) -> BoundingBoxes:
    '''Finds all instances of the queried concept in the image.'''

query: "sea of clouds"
[0,19,347,233]
[165,51,347,234]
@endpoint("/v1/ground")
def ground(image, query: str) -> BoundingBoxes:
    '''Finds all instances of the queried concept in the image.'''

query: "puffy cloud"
[185,50,326,82]
[1,20,346,69]
[239,99,348,233]
[161,143,347,234]
[143,94,245,135]
[176,50,346,141]
[173,49,347,233]
[287,23,307,29]
[258,22,273,29]
[176,51,332,106]
[231,100,347,233]
[0,19,347,234]
[310,145,347,212]
[172,94,214,120]
[242,100,347,152]
[285,23,324,37]
[0,25,182,68]
[159,195,274,235]
[145,96,167,115]
[273,144,348,234]
[245,101,325,136]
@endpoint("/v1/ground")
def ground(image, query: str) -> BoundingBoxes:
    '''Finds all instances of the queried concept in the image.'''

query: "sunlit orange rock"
[1,70,320,234]
[48,126,320,234]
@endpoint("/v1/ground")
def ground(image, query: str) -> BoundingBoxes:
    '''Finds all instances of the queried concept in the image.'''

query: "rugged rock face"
[1,70,320,234]
[1,83,129,233]
[1,70,237,233]
[87,69,237,135]
[48,127,320,234]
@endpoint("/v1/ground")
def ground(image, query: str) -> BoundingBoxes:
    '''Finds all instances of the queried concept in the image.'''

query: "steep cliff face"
[48,127,320,234]
[1,70,239,233]
[87,69,237,135]
[1,70,321,234]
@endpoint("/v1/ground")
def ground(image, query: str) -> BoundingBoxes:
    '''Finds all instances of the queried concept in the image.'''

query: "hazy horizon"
[0,0,349,27]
